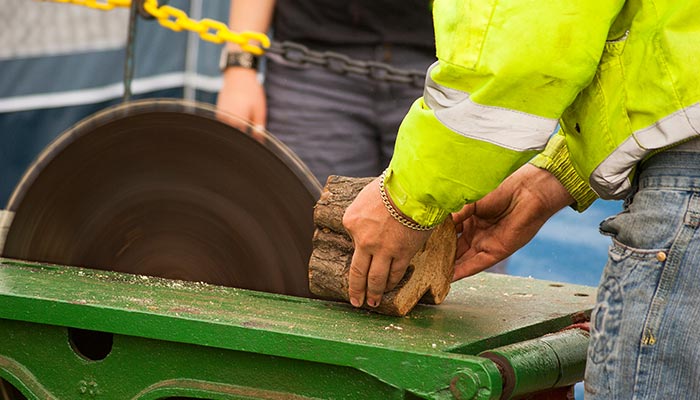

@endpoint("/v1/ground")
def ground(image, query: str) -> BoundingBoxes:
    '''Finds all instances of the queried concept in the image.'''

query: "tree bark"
[308,176,456,316]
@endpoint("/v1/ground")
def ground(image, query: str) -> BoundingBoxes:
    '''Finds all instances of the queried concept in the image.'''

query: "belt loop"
[623,165,642,210]
[684,192,700,228]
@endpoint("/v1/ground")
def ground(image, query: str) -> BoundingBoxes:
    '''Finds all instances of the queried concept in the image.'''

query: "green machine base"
[0,259,594,400]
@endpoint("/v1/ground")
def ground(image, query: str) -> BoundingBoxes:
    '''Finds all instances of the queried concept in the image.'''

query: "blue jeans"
[585,149,700,398]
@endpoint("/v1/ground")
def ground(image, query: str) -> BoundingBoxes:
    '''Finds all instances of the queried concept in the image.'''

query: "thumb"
[451,203,475,234]
[251,95,267,127]
[248,97,267,143]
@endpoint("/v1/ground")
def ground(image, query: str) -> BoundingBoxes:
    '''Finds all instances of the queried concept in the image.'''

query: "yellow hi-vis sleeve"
[385,0,625,226]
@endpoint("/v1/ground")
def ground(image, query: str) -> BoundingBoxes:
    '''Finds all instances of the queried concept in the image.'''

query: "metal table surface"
[0,258,595,400]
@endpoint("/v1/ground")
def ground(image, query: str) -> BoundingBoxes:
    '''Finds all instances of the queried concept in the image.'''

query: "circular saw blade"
[2,99,321,297]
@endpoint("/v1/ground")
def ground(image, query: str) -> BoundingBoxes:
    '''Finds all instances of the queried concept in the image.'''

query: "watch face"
[237,52,254,68]
[220,49,258,71]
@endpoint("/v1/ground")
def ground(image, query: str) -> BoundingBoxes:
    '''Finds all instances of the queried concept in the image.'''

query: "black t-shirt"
[273,0,435,50]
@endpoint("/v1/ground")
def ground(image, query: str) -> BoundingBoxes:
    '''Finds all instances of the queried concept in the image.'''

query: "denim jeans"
[585,148,700,398]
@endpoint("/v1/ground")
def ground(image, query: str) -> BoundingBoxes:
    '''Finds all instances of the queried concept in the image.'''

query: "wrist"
[222,67,258,79]
[529,133,598,211]
[219,47,260,72]
[221,67,261,90]
[380,169,445,230]
[516,164,574,217]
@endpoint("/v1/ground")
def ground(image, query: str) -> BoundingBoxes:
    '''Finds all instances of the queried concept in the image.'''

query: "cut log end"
[308,175,457,316]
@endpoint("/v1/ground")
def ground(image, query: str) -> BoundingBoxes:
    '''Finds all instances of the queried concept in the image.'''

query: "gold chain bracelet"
[378,169,435,231]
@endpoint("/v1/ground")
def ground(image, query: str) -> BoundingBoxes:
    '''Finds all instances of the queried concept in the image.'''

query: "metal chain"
[267,41,426,88]
[46,0,270,54]
[42,0,427,86]
[141,0,269,55]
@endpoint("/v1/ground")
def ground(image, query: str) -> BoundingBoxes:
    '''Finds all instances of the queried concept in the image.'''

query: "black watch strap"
[219,49,259,71]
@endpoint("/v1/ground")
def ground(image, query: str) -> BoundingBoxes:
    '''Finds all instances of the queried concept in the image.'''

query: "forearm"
[226,0,274,52]
[385,104,540,227]
[216,0,275,125]
[516,164,575,217]
[218,0,274,122]
[529,132,598,211]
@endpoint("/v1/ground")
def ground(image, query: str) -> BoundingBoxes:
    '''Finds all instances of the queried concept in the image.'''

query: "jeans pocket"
[586,240,664,397]
[591,237,665,359]
[589,271,623,365]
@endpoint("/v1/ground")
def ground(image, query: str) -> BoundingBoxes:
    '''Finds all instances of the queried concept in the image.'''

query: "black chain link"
[266,41,427,88]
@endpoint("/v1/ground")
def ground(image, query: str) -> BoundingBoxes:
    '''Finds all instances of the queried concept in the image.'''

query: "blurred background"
[0,0,227,205]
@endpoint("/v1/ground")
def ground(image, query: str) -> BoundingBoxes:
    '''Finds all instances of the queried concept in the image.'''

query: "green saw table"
[0,258,594,400]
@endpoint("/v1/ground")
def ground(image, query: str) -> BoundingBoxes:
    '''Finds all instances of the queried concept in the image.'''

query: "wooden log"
[308,175,456,316]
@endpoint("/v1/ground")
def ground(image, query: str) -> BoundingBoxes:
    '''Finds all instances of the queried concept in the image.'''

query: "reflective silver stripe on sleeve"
[423,62,558,152]
[589,137,641,199]
[590,102,700,199]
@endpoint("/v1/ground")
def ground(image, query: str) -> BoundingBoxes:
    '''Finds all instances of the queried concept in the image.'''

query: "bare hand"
[216,68,267,141]
[343,178,432,308]
[452,164,574,280]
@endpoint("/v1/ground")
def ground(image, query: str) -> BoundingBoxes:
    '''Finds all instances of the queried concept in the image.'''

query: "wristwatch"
[219,48,259,71]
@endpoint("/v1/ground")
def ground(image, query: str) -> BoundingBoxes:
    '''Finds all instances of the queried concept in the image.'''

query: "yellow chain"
[41,0,270,55]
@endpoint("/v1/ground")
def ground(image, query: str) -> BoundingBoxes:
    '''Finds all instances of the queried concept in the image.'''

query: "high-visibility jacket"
[386,0,700,227]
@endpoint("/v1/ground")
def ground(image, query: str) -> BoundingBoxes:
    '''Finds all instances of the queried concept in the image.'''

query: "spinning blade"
[2,99,321,297]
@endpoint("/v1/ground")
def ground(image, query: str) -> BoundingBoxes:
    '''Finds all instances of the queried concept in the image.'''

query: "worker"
[216,0,436,186]
[342,0,700,398]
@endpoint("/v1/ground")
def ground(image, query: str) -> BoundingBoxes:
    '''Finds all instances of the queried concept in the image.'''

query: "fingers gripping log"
[308,176,457,316]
